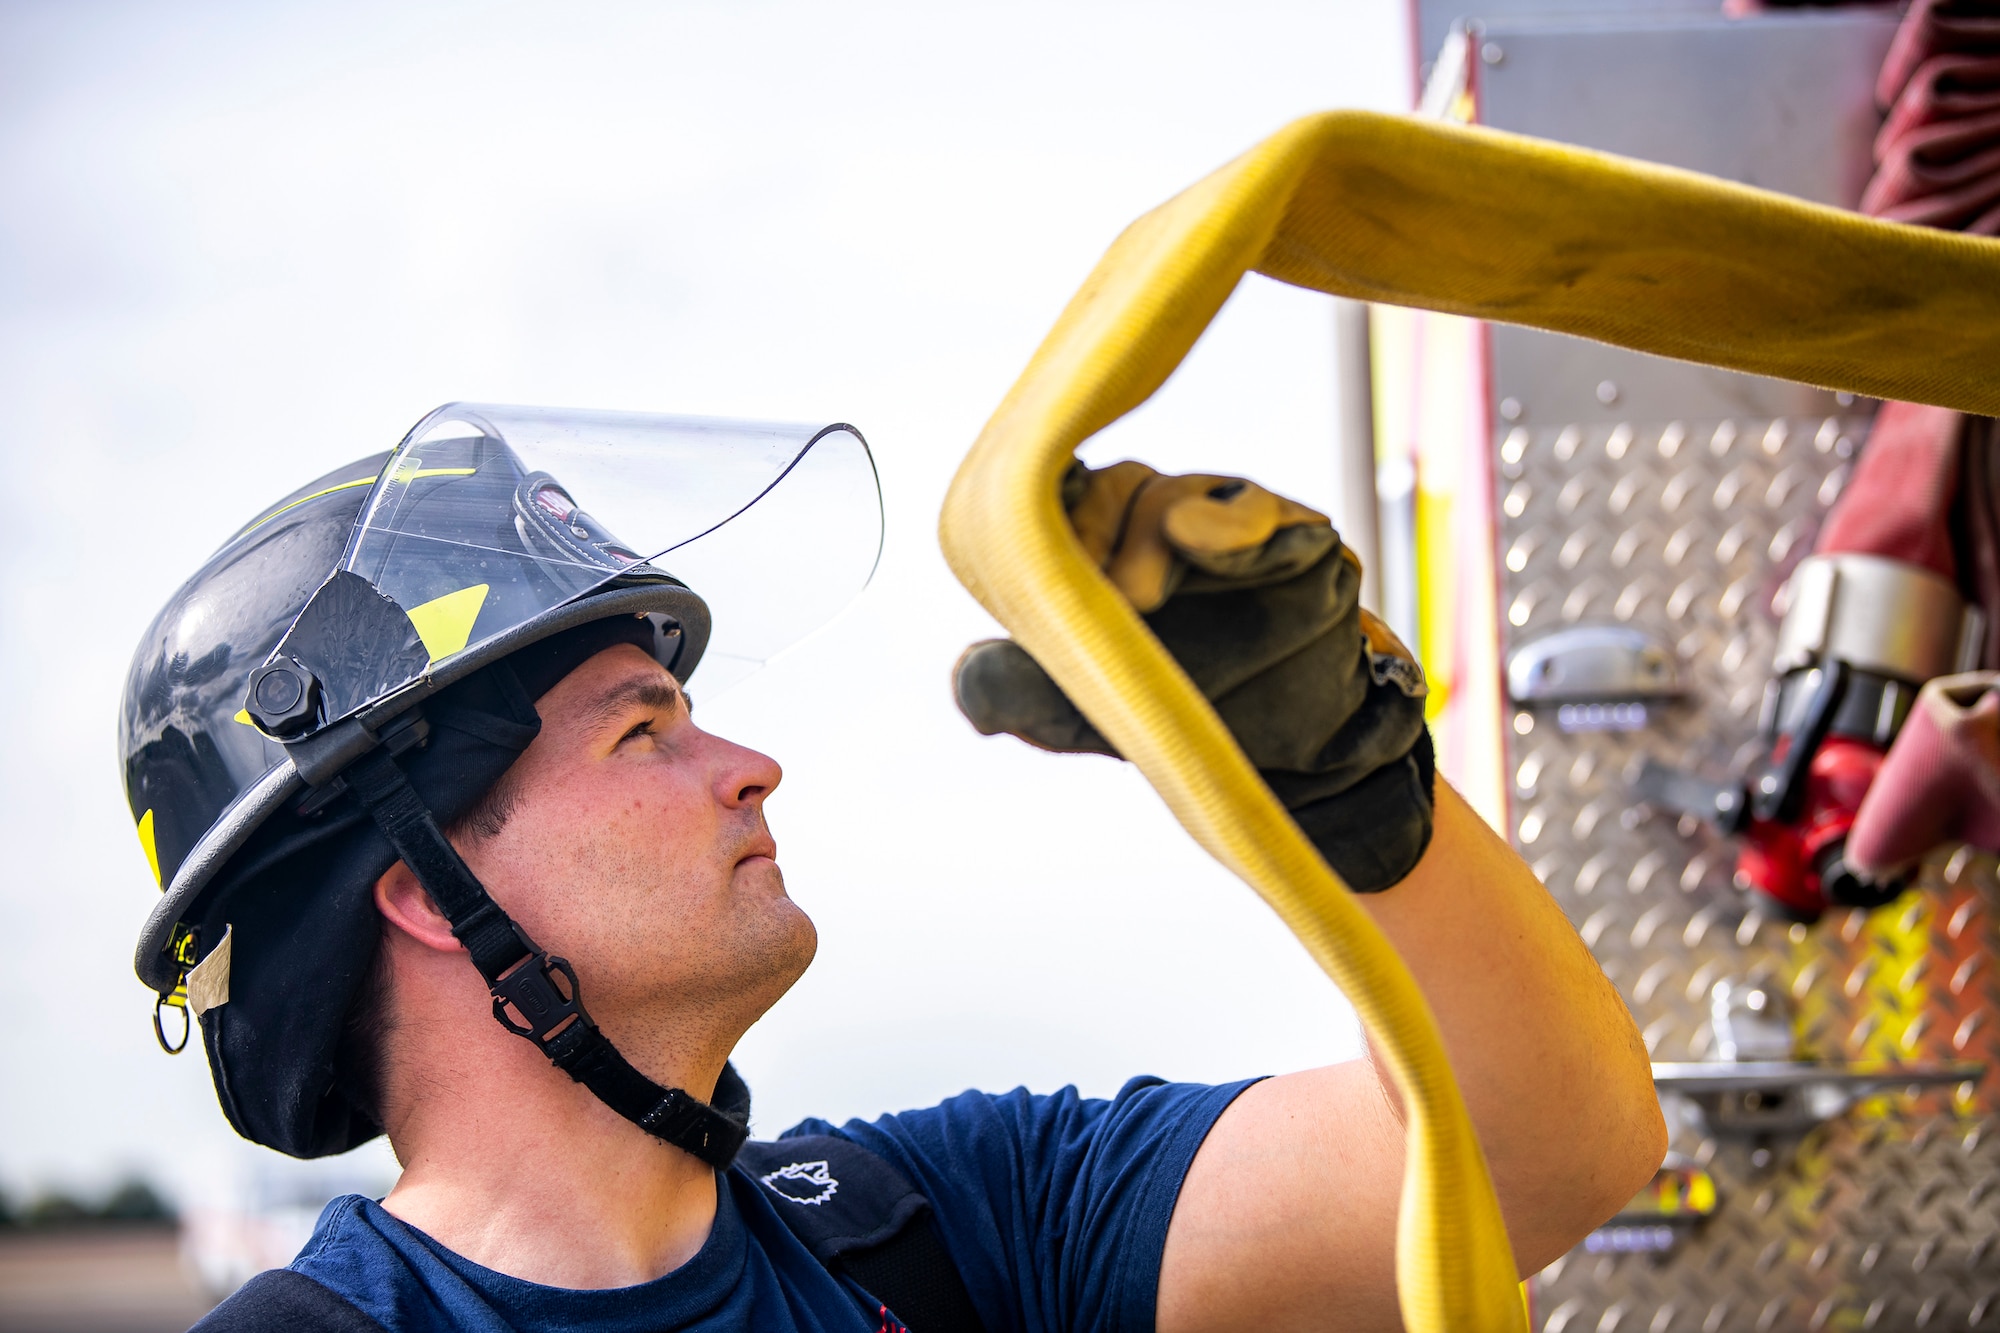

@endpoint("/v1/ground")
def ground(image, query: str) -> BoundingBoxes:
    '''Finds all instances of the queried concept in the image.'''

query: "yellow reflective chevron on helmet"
[406,584,492,664]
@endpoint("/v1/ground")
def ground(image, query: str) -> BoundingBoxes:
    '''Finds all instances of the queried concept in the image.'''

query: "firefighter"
[127,403,1662,1332]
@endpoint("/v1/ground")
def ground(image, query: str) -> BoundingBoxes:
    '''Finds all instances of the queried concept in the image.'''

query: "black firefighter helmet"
[121,403,880,1158]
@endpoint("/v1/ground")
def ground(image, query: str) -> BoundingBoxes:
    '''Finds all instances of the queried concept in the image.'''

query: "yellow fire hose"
[938,110,2000,1331]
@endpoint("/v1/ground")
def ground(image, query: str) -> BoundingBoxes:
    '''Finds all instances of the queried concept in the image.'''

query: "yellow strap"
[941,110,2000,1331]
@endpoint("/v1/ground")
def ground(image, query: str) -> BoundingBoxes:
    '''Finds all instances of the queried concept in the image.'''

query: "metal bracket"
[1653,1061,1984,1139]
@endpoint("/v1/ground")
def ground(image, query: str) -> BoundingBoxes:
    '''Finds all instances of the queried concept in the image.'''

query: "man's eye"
[619,720,655,744]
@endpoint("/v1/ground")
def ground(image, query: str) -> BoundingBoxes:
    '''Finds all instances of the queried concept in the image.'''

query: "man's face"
[453,642,814,1048]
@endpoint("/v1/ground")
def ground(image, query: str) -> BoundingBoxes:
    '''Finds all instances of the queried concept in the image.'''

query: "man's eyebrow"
[581,676,687,736]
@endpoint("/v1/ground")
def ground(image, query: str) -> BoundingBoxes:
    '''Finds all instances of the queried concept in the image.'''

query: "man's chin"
[728,868,815,974]
[733,897,817,1018]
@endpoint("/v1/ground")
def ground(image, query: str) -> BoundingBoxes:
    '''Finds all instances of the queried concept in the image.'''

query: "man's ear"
[375,861,463,953]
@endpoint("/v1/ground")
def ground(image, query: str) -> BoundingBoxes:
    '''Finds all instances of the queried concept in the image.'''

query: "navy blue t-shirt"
[288,1076,1258,1332]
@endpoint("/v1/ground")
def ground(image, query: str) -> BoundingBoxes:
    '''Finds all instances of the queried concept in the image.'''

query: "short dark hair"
[446,762,525,844]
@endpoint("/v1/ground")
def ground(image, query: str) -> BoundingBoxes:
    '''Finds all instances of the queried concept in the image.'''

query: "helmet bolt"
[246,658,321,738]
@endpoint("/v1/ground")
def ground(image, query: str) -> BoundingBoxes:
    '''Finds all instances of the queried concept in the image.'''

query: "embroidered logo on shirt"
[876,1304,910,1333]
[759,1159,839,1206]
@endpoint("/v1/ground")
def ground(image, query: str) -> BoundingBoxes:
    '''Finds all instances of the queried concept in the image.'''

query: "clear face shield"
[267,402,883,733]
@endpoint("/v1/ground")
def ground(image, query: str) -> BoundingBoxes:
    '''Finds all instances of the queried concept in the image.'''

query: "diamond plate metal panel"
[1502,413,2000,1330]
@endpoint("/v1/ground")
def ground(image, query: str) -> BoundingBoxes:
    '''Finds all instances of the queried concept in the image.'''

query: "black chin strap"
[343,745,750,1169]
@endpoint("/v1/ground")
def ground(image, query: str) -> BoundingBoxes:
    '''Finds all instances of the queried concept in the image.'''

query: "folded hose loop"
[1254,113,2000,412]
[941,110,2000,1331]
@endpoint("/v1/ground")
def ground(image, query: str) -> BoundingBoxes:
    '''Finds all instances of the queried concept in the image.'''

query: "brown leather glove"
[953,459,1435,892]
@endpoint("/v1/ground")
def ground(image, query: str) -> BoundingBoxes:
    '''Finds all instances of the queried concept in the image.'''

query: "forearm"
[1358,779,1664,1267]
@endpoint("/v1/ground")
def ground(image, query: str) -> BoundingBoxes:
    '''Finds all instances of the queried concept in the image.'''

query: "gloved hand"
[953,459,1435,892]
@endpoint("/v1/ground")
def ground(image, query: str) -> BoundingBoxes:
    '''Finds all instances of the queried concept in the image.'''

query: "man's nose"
[716,737,782,808]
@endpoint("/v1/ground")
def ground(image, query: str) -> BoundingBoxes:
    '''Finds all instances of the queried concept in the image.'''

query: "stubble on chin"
[673,856,817,1012]
[737,870,818,1003]
[598,889,815,1076]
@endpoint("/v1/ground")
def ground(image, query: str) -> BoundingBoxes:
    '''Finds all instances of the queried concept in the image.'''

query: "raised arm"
[953,460,1665,1330]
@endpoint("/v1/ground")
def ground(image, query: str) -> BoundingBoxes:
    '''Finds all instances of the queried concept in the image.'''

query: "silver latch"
[1505,625,1681,730]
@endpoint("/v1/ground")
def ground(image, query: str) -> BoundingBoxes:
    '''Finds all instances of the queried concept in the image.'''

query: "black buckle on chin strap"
[342,742,748,1169]
[491,952,586,1045]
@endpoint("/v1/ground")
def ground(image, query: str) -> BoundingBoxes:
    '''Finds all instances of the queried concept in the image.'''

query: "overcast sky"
[0,0,1406,1207]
